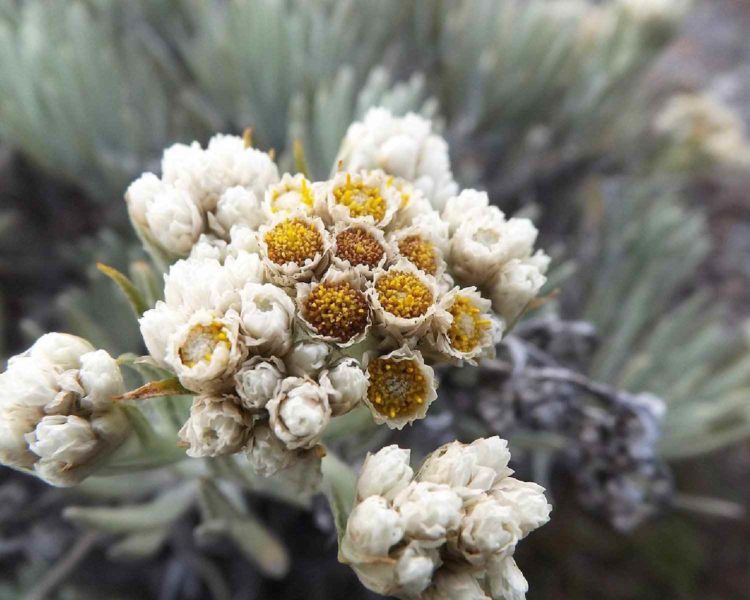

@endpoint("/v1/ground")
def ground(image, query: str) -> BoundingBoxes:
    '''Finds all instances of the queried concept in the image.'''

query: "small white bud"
[178,394,251,458]
[356,445,414,502]
[234,356,285,410]
[266,377,332,450]
[325,358,368,416]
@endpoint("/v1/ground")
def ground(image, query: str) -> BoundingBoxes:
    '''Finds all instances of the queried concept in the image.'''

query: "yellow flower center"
[375,270,433,319]
[398,235,439,275]
[367,357,427,419]
[303,282,369,341]
[264,218,322,265]
[179,322,230,368]
[270,178,314,213]
[448,296,491,353]
[333,173,386,222]
[335,227,385,268]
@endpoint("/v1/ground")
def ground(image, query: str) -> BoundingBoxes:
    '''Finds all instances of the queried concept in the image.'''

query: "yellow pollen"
[335,227,385,268]
[367,357,428,419]
[270,178,314,213]
[333,173,386,222]
[303,282,369,341]
[375,270,433,319]
[179,322,230,368]
[448,296,489,353]
[398,235,439,275]
[264,218,322,265]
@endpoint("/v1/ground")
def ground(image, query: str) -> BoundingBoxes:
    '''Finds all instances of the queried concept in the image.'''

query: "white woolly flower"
[330,222,388,278]
[296,268,371,347]
[189,234,228,261]
[423,568,491,600]
[442,189,490,236]
[431,287,496,365]
[393,481,463,546]
[162,135,279,212]
[258,213,331,286]
[486,555,529,600]
[326,358,368,416]
[125,174,204,258]
[284,341,330,377]
[239,283,296,357]
[340,495,405,562]
[178,394,251,458]
[0,334,127,486]
[335,108,458,210]
[244,422,321,478]
[226,224,260,256]
[264,173,316,217]
[363,346,438,430]
[417,437,513,494]
[388,183,435,231]
[489,251,549,323]
[456,497,517,563]
[324,170,401,228]
[489,477,553,538]
[165,309,245,393]
[25,415,98,467]
[367,259,439,340]
[356,445,414,503]
[266,377,332,449]
[209,186,265,237]
[450,210,540,288]
[234,356,285,410]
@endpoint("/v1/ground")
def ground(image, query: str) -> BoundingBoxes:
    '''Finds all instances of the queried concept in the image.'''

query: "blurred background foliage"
[0,0,749,598]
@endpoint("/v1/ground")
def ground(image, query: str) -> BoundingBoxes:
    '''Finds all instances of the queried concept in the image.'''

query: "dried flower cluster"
[127,108,548,479]
[0,333,128,486]
[340,438,551,598]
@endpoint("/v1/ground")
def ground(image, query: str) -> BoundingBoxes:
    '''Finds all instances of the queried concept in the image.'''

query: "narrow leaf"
[96,262,149,317]
[115,377,192,402]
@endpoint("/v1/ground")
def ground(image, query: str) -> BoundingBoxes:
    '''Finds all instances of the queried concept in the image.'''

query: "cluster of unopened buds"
[342,438,551,599]
[0,108,551,598]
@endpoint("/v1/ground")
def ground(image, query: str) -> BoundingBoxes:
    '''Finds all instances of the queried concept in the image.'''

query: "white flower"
[457,497,517,563]
[489,252,549,323]
[363,346,438,430]
[296,268,371,347]
[335,108,458,210]
[189,234,228,261]
[340,495,404,561]
[388,183,435,231]
[258,213,331,286]
[393,481,463,545]
[330,222,389,278]
[0,334,127,485]
[326,358,368,416]
[450,210,540,288]
[284,341,330,377]
[226,224,260,256]
[178,394,251,458]
[266,377,332,449]
[125,174,204,258]
[244,422,321,478]
[356,445,414,502]
[395,543,441,597]
[209,186,265,237]
[431,287,496,365]
[423,568,491,600]
[367,259,439,340]
[417,437,513,494]
[387,223,448,278]
[25,414,98,466]
[165,309,245,393]
[489,478,552,538]
[239,283,296,357]
[234,356,285,410]
[162,135,279,212]
[442,189,490,236]
[486,555,529,600]
[325,170,401,228]
[264,173,316,217]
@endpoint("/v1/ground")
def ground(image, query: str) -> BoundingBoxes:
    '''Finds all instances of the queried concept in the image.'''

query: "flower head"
[178,393,251,457]
[326,170,400,228]
[266,376,332,449]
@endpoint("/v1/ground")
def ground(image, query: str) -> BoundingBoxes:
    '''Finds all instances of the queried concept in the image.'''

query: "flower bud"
[284,341,330,377]
[239,283,295,357]
[266,377,332,449]
[393,481,463,545]
[234,356,285,410]
[341,496,404,561]
[178,394,251,457]
[356,445,414,502]
[326,358,368,416]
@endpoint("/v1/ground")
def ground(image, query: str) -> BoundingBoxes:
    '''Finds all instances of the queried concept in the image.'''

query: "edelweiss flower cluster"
[0,333,128,486]
[340,438,551,599]
[128,108,548,481]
